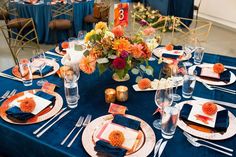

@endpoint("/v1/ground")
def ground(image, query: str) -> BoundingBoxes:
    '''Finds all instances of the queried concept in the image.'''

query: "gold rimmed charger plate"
[176,100,236,140]
[188,64,236,86]
[153,48,192,64]
[82,114,156,157]
[0,89,63,125]
[12,58,60,79]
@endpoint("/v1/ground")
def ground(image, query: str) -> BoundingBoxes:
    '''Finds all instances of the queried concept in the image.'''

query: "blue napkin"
[173,45,182,50]
[33,65,54,76]
[162,53,180,59]
[6,106,34,121]
[94,140,127,157]
[180,104,229,132]
[35,91,55,102]
[112,115,141,130]
[195,66,231,82]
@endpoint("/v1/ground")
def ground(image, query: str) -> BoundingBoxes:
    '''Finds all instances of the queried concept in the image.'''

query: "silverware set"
[33,108,71,138]
[202,83,236,95]
[0,89,17,102]
[184,132,233,156]
[153,138,168,157]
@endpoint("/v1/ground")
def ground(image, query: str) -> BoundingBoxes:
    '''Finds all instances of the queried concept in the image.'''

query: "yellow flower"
[84,30,95,43]
[95,22,108,31]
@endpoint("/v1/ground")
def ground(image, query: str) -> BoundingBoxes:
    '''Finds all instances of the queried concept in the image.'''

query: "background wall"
[195,0,236,29]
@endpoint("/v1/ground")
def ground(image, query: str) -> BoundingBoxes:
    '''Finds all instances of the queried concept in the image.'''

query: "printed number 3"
[119,9,124,20]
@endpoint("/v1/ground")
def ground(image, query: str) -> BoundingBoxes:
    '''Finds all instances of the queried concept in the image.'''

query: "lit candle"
[105,88,116,103]
[116,86,128,102]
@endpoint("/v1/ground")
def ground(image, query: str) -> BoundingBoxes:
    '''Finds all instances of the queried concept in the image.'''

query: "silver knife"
[45,51,63,58]
[192,96,236,109]
[33,107,67,135]
[36,110,71,138]
[0,73,22,82]
[153,138,163,157]
[158,141,168,157]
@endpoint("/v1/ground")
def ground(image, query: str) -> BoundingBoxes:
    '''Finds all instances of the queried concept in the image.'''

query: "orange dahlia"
[130,43,143,59]
[113,38,131,52]
[79,55,96,74]
[108,130,125,147]
[138,78,151,89]
[213,63,225,74]
[19,97,36,113]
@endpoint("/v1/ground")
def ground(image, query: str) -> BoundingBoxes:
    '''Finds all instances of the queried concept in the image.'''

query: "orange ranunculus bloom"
[79,55,96,74]
[89,48,102,59]
[138,78,151,89]
[112,25,124,37]
[130,43,144,59]
[113,38,131,52]
[140,42,152,59]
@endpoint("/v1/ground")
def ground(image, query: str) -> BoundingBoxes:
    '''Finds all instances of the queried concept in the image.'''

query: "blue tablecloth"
[13,1,94,44]
[0,52,235,157]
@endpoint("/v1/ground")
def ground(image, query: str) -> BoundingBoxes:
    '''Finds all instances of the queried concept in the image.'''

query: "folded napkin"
[180,104,229,132]
[6,106,34,121]
[173,45,182,50]
[162,53,180,59]
[94,140,127,157]
[195,66,231,82]
[35,91,55,102]
[112,115,141,130]
[33,65,54,76]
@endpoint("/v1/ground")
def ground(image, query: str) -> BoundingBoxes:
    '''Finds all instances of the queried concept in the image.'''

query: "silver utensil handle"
[201,139,233,152]
[67,126,84,148]
[36,118,60,138]
[61,127,76,145]
[214,87,236,94]
[203,144,232,156]
[214,88,236,94]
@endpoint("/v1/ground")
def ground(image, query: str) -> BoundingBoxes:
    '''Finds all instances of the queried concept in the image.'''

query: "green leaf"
[97,64,107,75]
[108,54,117,59]
[83,50,90,56]
[131,68,139,75]
[140,65,146,71]
[145,66,154,76]
[135,76,143,83]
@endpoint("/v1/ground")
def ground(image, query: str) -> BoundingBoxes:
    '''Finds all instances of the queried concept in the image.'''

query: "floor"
[0,21,236,72]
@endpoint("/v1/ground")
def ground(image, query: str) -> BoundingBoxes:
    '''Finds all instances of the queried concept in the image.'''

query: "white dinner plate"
[188,64,236,86]
[176,100,236,140]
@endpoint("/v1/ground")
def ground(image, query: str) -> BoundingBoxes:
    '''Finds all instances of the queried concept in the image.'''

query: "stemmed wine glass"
[153,87,173,130]
[31,49,48,86]
[183,37,197,67]
[171,61,187,101]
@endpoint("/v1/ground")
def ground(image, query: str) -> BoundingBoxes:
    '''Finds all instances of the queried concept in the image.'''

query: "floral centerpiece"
[79,22,156,81]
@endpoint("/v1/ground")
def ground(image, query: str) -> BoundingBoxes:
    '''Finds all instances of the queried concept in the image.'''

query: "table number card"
[114,3,129,27]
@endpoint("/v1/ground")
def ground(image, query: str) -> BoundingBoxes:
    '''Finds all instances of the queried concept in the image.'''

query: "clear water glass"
[153,88,173,130]
[182,74,196,98]
[68,37,77,50]
[77,30,87,40]
[19,60,33,86]
[161,106,179,139]
[64,75,80,108]
[194,47,204,64]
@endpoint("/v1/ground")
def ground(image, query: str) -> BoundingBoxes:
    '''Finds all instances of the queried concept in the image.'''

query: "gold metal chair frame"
[0,18,40,64]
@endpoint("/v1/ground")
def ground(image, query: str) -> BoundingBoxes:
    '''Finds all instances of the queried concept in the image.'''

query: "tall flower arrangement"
[79,22,155,80]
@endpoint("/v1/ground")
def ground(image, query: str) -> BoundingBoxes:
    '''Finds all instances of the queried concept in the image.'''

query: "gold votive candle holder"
[105,88,116,103]
[116,86,128,102]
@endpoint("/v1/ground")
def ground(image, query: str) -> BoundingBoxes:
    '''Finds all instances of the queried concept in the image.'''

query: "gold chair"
[0,18,40,64]
[194,0,202,21]
[48,2,73,44]
[170,17,212,45]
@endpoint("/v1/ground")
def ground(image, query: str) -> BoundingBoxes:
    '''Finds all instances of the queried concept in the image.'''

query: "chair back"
[0,0,18,21]
[50,2,73,21]
[0,18,40,64]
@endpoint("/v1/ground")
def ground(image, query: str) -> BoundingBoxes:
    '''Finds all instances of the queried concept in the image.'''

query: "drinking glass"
[68,37,77,50]
[153,88,173,130]
[183,37,197,67]
[182,74,196,98]
[194,47,204,64]
[19,59,33,86]
[171,62,186,101]
[31,50,48,86]
[161,106,180,139]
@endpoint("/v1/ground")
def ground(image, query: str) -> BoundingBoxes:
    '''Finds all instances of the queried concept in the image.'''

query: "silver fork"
[67,114,92,148]
[202,83,236,94]
[187,138,232,156]
[61,116,84,145]
[0,90,10,102]
[7,89,17,98]
[183,132,233,152]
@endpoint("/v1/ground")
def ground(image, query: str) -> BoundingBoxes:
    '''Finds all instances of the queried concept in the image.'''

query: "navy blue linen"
[0,51,235,157]
[112,114,141,130]
[13,1,93,44]
[6,106,35,121]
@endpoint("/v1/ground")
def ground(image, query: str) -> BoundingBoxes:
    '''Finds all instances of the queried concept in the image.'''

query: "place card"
[200,67,220,79]
[108,103,127,115]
